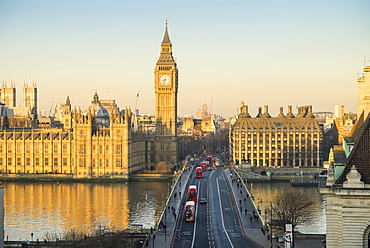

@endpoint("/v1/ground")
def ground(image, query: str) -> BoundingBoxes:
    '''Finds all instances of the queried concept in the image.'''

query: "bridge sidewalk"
[225,168,271,248]
[147,167,193,248]
[228,168,325,248]
[147,167,324,248]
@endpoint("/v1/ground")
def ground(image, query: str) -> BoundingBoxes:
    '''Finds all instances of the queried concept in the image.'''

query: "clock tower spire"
[154,21,179,167]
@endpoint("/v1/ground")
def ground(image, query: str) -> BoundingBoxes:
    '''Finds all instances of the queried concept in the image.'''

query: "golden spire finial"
[161,18,171,45]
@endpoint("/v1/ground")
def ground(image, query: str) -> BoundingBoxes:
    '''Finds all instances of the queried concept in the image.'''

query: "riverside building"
[230,104,323,167]
[319,65,370,248]
[0,23,178,179]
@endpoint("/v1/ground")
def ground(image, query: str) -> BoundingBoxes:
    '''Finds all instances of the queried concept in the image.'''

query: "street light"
[153,231,155,248]
[164,207,167,247]
[270,202,273,247]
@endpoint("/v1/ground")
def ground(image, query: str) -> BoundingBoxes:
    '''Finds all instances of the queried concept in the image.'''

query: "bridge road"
[171,167,264,248]
[226,168,271,247]
[147,165,193,248]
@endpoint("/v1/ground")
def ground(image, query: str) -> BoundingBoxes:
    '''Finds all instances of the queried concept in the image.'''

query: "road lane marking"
[217,178,234,248]
[190,180,200,248]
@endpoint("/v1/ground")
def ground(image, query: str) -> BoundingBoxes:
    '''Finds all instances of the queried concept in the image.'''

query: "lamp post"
[153,231,155,248]
[164,207,167,247]
[270,202,273,247]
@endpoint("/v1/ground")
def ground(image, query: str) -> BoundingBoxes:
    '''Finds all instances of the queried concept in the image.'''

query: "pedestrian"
[179,182,181,186]
[179,191,181,197]
[240,206,242,212]
[250,216,252,222]
[240,190,242,195]
[245,209,247,215]
[239,199,242,205]
[244,197,246,201]
[174,193,177,198]
[246,194,249,199]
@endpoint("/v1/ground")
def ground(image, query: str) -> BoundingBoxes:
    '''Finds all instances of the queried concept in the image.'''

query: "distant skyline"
[0,0,369,117]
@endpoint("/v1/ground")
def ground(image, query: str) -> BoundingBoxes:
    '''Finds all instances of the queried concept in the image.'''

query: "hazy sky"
[1,0,369,117]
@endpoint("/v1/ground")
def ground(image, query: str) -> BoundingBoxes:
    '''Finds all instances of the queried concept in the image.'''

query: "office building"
[231,104,323,167]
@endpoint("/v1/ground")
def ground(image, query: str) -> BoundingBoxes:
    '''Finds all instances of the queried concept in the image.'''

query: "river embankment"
[236,166,326,182]
[0,171,176,182]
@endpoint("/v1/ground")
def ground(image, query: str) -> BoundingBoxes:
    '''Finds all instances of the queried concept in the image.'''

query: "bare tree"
[269,188,314,232]
[63,228,85,241]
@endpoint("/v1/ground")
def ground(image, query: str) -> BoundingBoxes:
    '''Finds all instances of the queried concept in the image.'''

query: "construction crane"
[196,107,210,117]
[134,91,140,116]
[48,101,54,117]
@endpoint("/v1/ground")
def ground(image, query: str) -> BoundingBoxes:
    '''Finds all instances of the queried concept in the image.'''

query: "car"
[200,197,207,204]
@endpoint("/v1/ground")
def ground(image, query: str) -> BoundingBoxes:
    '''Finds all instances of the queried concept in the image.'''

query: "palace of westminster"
[0,23,178,179]
[0,23,369,184]
[1,21,370,246]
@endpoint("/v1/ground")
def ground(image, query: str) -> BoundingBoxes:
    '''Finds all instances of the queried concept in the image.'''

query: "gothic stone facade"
[0,23,181,178]
[0,97,147,179]
[154,22,178,166]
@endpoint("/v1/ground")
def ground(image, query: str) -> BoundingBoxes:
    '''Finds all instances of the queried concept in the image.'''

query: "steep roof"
[162,22,171,44]
[156,21,176,65]
[336,112,370,184]
[349,111,365,142]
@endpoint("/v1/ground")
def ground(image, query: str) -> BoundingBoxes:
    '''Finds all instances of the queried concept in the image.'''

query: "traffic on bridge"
[149,155,270,248]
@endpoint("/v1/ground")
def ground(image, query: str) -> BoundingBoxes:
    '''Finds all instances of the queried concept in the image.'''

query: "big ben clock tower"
[154,21,178,166]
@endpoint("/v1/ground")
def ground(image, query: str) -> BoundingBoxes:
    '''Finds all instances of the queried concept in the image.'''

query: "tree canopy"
[269,188,315,231]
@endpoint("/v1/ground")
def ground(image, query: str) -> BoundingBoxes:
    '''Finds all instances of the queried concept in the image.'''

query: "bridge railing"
[232,168,265,226]
[155,163,193,230]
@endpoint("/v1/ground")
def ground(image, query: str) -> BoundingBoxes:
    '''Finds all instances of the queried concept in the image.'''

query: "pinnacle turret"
[157,21,175,64]
[162,21,171,45]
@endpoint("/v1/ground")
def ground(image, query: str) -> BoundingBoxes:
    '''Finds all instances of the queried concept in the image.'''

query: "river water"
[247,181,326,234]
[3,181,171,241]
[2,179,324,241]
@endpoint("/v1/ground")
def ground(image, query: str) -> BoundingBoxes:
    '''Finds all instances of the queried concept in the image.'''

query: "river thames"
[3,179,325,241]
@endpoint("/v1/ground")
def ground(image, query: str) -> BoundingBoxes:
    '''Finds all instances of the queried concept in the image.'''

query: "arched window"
[363,224,370,248]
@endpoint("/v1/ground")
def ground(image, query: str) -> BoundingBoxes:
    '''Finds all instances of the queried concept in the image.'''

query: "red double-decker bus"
[187,185,197,201]
[185,201,195,222]
[201,162,207,171]
[214,158,221,166]
[196,167,202,178]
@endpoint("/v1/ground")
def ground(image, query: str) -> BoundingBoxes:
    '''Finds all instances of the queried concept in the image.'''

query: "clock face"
[160,74,171,86]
